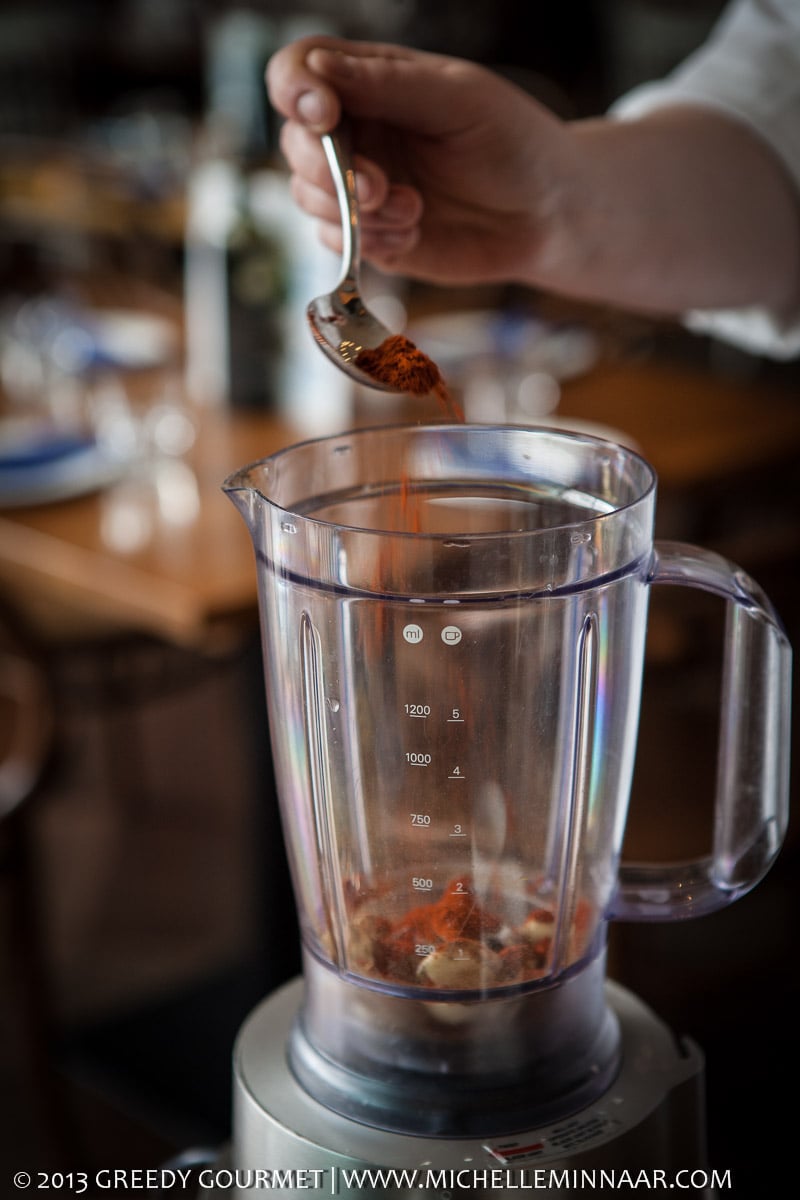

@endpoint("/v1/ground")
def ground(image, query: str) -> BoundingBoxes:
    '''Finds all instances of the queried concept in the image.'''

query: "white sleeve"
[611,0,800,360]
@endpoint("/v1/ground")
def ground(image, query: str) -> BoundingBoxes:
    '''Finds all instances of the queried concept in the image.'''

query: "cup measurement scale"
[403,616,471,944]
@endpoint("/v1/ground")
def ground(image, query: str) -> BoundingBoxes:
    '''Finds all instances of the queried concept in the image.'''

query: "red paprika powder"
[355,333,463,421]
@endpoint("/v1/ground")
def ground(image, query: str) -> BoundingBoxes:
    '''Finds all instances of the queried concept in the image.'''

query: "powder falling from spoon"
[355,333,463,421]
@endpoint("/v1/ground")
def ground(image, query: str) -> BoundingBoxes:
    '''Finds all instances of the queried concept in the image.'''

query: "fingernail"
[296,89,327,128]
[355,171,376,206]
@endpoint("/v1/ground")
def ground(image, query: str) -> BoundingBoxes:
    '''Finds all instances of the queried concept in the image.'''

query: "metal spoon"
[306,123,402,392]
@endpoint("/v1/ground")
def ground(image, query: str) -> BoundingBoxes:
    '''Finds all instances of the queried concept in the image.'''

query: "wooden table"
[0,406,298,648]
[558,357,800,488]
[1,357,799,650]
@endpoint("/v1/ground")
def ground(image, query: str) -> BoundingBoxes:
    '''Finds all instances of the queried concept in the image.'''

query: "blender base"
[227,976,712,1198]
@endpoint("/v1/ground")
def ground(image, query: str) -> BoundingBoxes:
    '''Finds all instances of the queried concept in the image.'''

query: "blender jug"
[224,423,790,1138]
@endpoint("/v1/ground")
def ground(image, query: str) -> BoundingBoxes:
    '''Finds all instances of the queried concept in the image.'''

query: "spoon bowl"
[307,124,403,392]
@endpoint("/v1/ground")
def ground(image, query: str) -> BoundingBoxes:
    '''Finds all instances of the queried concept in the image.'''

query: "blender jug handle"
[610,541,792,921]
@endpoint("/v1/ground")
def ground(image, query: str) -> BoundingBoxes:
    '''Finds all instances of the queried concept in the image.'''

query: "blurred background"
[1,1,797,1195]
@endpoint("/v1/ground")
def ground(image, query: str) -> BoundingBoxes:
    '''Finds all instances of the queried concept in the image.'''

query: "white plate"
[0,423,128,508]
[90,309,177,370]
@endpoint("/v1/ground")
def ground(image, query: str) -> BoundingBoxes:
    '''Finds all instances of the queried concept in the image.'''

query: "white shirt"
[612,0,800,359]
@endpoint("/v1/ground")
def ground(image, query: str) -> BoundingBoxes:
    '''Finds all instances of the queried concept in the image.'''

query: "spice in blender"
[343,873,592,991]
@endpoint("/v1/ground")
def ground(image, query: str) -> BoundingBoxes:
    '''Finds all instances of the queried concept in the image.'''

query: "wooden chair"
[0,599,77,1164]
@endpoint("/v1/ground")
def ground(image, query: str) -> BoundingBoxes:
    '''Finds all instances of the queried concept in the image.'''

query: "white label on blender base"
[484,1139,545,1164]
[486,1112,622,1163]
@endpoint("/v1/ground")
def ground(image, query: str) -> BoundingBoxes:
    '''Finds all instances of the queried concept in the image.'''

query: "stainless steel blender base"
[228,976,710,1198]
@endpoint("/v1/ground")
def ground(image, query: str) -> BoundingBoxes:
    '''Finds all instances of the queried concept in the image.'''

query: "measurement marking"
[448,774,465,780]
[449,831,467,838]
[446,718,465,723]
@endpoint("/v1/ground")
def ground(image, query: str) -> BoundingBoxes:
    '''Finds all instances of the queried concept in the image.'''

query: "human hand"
[267,34,800,319]
[265,36,572,287]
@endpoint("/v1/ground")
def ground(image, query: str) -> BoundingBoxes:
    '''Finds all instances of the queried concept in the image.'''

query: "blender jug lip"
[222,421,657,541]
[223,423,657,598]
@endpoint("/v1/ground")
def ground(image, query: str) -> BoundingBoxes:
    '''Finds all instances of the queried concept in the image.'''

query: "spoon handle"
[322,122,361,303]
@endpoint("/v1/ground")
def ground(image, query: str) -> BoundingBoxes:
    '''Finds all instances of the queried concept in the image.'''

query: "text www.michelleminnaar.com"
[12,1165,734,1192]
[336,1167,730,1192]
[231,1166,729,1192]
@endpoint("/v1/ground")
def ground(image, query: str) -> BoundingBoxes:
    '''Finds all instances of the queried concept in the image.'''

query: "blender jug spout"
[222,464,264,532]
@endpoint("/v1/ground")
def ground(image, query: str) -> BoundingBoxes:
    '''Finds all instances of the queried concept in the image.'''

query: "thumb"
[265,35,345,134]
[305,42,484,135]
[268,36,493,139]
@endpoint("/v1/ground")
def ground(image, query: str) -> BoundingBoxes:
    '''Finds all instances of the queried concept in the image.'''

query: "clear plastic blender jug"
[224,423,790,1137]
